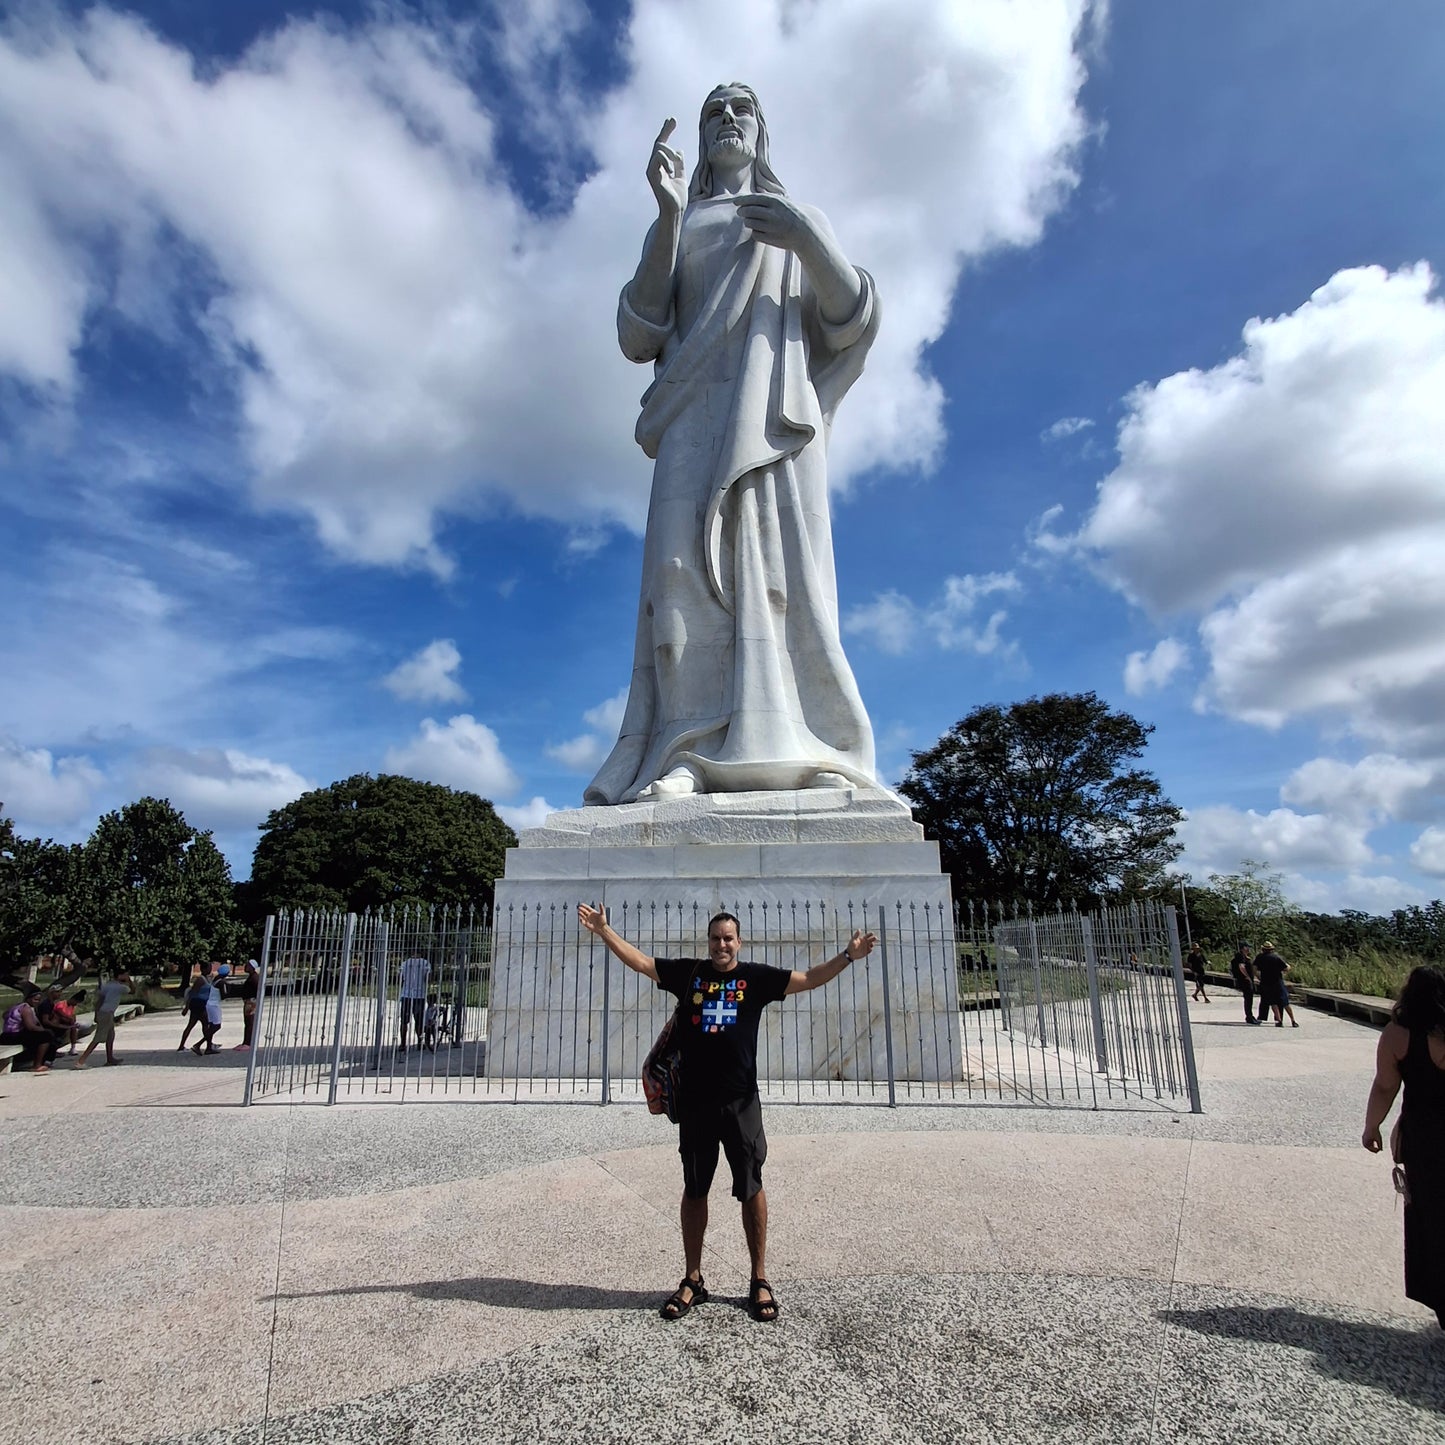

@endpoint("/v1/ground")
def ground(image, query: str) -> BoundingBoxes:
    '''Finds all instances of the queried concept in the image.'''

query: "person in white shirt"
[398,955,431,1051]
[203,964,225,1051]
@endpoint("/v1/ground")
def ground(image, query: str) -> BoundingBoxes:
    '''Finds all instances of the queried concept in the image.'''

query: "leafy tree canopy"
[898,692,1183,909]
[84,797,244,975]
[2,798,243,979]
[247,773,517,918]
[1202,858,1293,943]
[0,828,88,974]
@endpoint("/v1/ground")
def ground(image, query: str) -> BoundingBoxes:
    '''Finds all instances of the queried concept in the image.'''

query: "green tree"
[0,810,89,979]
[1206,857,1293,947]
[247,773,517,917]
[898,692,1183,908]
[84,798,244,977]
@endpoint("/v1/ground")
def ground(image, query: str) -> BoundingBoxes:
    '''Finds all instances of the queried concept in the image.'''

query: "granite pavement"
[0,995,1439,1445]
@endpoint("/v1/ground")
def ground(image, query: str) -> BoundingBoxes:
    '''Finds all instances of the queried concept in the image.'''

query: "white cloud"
[1281,754,1438,826]
[0,2,1098,568]
[546,688,628,773]
[1178,805,1375,876]
[844,572,1022,657]
[1042,415,1093,442]
[1409,827,1445,879]
[497,795,557,832]
[382,639,466,704]
[0,735,103,829]
[1283,870,1427,916]
[546,734,608,772]
[383,714,520,798]
[1123,637,1185,696]
[130,746,312,830]
[1067,263,1445,756]
[0,544,354,744]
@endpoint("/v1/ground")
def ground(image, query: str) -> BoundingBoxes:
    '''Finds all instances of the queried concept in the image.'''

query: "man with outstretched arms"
[577,901,876,1323]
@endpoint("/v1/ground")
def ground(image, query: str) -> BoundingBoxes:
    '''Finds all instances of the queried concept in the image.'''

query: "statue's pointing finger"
[652,117,683,176]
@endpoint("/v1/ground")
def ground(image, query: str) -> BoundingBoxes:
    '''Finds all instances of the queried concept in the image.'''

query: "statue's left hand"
[734,194,818,254]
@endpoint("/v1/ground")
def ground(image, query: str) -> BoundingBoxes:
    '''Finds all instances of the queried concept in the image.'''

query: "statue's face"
[702,87,759,169]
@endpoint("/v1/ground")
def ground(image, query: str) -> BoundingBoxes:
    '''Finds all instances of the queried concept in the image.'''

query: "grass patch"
[1281,948,1415,1000]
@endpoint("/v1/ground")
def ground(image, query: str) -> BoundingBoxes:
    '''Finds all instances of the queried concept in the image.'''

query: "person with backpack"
[578,901,874,1324]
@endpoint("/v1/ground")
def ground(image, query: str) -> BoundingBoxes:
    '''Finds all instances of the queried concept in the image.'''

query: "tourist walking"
[578,901,875,1323]
[203,963,224,1051]
[1187,943,1211,1002]
[1254,942,1293,1027]
[74,969,131,1068]
[1362,965,1445,1330]
[1230,944,1259,1024]
[178,966,210,1051]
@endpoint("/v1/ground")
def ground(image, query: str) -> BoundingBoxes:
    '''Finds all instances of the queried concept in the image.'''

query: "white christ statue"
[585,83,881,806]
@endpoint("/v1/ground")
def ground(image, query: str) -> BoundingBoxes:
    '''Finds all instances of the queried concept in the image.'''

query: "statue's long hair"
[688,83,787,200]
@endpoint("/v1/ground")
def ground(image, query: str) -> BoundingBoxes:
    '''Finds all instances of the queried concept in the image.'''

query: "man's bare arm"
[577,903,660,984]
[785,930,877,996]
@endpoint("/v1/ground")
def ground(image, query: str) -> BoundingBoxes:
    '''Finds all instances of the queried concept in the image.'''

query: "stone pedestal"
[488,788,964,1084]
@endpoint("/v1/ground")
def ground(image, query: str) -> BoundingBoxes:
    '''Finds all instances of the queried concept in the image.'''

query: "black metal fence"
[243,898,1200,1112]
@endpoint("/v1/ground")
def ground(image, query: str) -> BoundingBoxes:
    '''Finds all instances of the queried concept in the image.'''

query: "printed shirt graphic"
[655,958,790,1103]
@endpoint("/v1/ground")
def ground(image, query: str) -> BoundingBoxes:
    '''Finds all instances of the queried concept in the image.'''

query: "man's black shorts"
[678,1092,767,1202]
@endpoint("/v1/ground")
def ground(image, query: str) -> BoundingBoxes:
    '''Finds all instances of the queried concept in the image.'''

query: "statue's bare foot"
[806,771,850,790]
[638,767,699,800]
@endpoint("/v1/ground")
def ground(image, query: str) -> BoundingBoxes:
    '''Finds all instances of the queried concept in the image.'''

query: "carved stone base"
[488,790,963,1084]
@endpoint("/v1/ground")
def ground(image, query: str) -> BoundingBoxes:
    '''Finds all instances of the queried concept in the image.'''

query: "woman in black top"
[1362,965,1445,1329]
[1187,943,1211,1002]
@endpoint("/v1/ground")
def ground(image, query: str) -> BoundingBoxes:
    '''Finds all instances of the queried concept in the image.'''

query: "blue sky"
[2,0,1444,912]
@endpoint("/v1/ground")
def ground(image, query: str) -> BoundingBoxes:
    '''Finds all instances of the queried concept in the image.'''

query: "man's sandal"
[660,1274,707,1320]
[748,1277,779,1322]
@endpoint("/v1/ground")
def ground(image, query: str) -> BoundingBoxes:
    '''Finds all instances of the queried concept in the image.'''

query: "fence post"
[242,914,276,1106]
[370,916,390,1072]
[326,913,358,1106]
[877,906,897,1108]
[1081,915,1108,1075]
[1027,913,1048,1047]
[599,914,612,1106]
[1165,905,1203,1114]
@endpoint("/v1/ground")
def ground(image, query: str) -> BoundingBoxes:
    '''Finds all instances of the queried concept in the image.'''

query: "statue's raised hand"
[648,118,687,217]
[734,194,818,254]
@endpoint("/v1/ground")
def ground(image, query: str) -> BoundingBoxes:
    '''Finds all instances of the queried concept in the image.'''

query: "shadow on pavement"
[1162,1303,1445,1413]
[273,1276,662,1311]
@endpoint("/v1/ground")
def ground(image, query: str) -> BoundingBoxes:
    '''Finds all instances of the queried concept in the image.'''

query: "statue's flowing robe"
[585,196,880,805]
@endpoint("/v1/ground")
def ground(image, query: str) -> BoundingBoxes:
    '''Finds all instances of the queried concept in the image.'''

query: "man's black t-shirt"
[655,958,791,1104]
[1254,950,1287,997]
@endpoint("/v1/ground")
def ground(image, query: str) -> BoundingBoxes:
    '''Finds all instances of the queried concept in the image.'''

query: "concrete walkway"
[1,996,1440,1444]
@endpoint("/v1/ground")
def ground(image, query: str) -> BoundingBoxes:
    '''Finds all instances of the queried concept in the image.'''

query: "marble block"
[489,791,964,1084]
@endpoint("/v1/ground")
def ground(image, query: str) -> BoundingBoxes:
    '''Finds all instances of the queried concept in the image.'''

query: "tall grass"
[1282,947,1415,1000]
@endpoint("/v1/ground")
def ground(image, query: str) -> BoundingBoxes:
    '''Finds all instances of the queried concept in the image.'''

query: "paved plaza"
[2,994,1441,1444]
